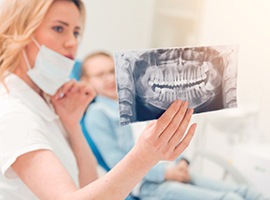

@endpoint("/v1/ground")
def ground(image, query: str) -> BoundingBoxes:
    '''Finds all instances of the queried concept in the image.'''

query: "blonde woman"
[0,0,196,199]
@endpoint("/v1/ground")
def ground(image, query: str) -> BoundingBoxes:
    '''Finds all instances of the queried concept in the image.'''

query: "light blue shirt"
[84,95,167,183]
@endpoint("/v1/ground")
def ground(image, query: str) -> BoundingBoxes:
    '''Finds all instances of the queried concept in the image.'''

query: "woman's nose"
[64,33,78,49]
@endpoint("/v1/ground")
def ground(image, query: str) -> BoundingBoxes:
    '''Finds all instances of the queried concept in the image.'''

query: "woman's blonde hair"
[0,0,86,81]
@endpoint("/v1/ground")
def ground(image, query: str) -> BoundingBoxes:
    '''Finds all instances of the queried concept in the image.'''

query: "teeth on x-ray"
[115,45,238,125]
[148,63,209,87]
[142,58,218,110]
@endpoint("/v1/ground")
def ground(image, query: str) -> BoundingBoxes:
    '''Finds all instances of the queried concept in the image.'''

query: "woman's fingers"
[174,123,196,156]
[52,80,77,100]
[168,108,194,147]
[52,80,96,101]
[70,81,96,97]
[158,101,189,143]
[152,100,196,160]
[154,100,183,138]
[82,83,96,101]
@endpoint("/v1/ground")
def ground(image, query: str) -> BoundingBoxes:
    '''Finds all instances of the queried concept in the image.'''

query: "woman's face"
[26,0,82,66]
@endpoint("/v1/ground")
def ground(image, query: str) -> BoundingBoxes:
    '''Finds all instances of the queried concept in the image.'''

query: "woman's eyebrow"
[54,20,69,26]
[53,20,81,30]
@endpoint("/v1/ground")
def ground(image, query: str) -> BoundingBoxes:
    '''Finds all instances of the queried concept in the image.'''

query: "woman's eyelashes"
[52,25,64,33]
[52,26,80,39]
[74,30,80,38]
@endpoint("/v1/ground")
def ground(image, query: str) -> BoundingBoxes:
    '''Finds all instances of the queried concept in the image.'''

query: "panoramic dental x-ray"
[114,45,238,125]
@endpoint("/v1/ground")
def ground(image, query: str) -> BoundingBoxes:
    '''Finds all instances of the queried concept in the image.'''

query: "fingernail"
[58,92,64,99]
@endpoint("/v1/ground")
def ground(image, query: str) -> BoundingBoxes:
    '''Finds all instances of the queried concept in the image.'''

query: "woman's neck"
[14,61,43,96]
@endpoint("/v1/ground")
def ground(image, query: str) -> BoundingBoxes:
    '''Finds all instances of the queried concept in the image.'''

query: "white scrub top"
[0,73,79,199]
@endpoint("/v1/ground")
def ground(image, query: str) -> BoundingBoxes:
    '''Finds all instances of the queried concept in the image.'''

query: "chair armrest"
[193,150,251,185]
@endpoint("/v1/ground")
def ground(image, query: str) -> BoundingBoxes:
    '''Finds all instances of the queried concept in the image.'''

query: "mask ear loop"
[22,50,32,71]
[31,37,41,49]
[23,37,41,71]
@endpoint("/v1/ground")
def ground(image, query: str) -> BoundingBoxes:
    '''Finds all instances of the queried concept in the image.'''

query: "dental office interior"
[2,0,266,197]
[77,0,270,197]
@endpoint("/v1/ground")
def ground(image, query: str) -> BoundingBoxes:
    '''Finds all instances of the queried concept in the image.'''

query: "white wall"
[191,1,270,195]
[198,0,270,142]
[77,0,155,59]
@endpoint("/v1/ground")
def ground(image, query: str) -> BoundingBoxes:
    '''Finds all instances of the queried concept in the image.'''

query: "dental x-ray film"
[114,44,238,126]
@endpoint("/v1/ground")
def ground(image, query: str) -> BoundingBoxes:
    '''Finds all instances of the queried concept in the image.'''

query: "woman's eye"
[53,26,63,33]
[74,31,80,38]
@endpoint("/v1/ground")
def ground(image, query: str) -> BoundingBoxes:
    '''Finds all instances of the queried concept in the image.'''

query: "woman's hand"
[135,100,196,164]
[50,80,96,133]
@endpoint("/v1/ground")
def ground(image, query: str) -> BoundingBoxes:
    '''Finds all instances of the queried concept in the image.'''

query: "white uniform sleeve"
[0,111,53,179]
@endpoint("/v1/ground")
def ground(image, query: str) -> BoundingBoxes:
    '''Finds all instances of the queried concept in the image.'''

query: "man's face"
[84,55,117,100]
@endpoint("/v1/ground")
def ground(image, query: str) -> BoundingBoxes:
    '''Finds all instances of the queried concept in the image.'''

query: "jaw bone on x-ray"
[115,45,238,126]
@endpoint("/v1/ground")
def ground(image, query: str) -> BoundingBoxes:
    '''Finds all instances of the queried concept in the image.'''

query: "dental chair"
[192,149,251,185]
[190,114,252,186]
[71,61,140,200]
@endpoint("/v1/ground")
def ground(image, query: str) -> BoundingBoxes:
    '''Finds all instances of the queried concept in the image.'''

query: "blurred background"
[77,0,270,197]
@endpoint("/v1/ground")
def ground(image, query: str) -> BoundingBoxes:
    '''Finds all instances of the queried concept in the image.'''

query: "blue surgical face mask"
[23,38,75,95]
